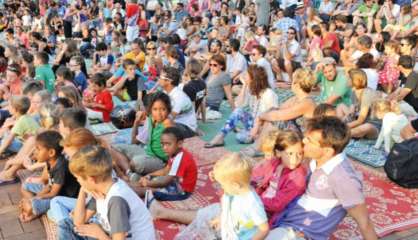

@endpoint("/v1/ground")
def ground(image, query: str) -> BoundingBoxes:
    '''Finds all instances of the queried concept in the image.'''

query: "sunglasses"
[288,32,296,35]
[209,63,219,67]
[147,47,156,50]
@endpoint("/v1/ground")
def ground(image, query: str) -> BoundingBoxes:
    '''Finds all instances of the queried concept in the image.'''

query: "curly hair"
[247,65,269,98]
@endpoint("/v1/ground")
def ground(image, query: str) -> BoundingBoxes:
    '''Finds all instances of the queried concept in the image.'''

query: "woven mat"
[345,140,387,168]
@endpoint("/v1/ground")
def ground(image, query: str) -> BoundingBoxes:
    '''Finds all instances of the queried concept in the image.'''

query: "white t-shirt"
[351,49,380,63]
[94,179,155,240]
[256,58,276,89]
[287,39,303,63]
[221,189,267,240]
[255,35,269,48]
[362,68,379,90]
[168,86,198,131]
[22,15,31,27]
[227,52,248,78]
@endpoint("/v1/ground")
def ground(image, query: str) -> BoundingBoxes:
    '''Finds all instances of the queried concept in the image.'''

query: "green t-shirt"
[11,115,40,140]
[317,70,352,107]
[358,3,379,21]
[144,117,168,161]
[35,64,56,93]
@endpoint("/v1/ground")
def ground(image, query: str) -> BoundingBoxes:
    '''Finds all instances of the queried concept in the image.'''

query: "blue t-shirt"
[74,72,88,92]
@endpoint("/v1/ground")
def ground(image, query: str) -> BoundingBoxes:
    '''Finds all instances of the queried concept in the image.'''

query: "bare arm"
[0,133,15,154]
[223,84,235,109]
[251,222,269,240]
[347,105,369,129]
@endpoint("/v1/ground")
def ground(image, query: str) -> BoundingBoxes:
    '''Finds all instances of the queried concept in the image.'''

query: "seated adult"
[205,54,235,111]
[316,57,352,114]
[204,65,278,148]
[250,68,317,138]
[343,69,383,139]
[388,55,418,112]
[357,53,379,90]
[158,66,197,138]
[401,117,418,139]
[265,117,377,240]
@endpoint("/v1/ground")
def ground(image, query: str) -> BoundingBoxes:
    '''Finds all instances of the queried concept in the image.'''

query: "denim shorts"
[153,179,191,201]
[23,182,51,216]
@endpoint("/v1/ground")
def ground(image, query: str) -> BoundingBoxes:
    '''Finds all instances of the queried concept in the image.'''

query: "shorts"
[279,58,302,71]
[366,119,382,131]
[22,182,51,216]
[153,178,191,201]
[266,227,306,240]
[126,25,139,42]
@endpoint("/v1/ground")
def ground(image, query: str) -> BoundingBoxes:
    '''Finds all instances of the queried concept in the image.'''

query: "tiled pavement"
[0,162,417,240]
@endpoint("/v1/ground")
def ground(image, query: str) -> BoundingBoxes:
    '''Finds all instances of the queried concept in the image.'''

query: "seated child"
[83,73,114,122]
[374,100,409,153]
[58,145,156,240]
[109,59,146,108]
[0,103,60,185]
[34,51,55,93]
[251,129,307,227]
[68,55,88,93]
[58,107,87,139]
[19,130,80,222]
[112,92,173,180]
[137,127,197,201]
[55,66,76,92]
[313,103,337,118]
[0,96,40,158]
[92,42,115,74]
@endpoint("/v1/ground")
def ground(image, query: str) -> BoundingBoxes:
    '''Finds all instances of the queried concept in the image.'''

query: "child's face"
[278,142,303,170]
[74,174,96,193]
[125,65,136,77]
[34,56,41,66]
[151,100,169,123]
[161,134,181,157]
[90,82,103,93]
[34,142,53,163]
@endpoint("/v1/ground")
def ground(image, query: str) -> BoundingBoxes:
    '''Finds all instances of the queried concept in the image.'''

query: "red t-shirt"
[93,90,113,122]
[168,149,197,193]
[321,32,341,54]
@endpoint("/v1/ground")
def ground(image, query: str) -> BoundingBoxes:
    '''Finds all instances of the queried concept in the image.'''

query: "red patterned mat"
[183,137,229,166]
[331,160,418,240]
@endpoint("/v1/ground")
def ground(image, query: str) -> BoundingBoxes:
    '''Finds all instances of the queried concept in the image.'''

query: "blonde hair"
[373,99,401,116]
[292,68,315,93]
[349,68,367,89]
[261,130,302,157]
[69,145,112,181]
[213,153,252,187]
[39,103,60,129]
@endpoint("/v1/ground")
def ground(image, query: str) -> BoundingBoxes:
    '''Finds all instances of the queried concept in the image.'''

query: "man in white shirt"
[158,66,197,138]
[251,45,276,89]
[349,35,380,64]
[226,38,248,83]
[255,25,269,47]
[278,27,303,82]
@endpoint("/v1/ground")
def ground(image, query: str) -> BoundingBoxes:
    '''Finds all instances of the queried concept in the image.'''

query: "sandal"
[144,190,155,209]
[204,142,225,148]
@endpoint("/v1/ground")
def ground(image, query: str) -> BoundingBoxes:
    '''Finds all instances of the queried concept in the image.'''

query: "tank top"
[144,117,168,161]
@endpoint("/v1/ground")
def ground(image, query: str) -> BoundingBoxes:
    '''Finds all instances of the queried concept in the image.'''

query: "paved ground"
[0,163,417,240]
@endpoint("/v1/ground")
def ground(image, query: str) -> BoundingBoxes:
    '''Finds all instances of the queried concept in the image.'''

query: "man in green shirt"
[34,51,55,93]
[352,0,379,33]
[316,57,352,107]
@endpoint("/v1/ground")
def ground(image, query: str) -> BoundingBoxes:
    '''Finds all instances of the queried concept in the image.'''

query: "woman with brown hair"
[205,54,234,111]
[205,65,278,148]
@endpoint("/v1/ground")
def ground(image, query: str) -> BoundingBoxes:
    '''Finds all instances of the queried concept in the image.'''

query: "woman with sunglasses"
[144,41,163,83]
[204,54,234,113]
[205,65,278,148]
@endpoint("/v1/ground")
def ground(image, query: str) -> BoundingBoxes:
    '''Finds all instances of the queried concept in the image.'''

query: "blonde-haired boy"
[58,145,156,240]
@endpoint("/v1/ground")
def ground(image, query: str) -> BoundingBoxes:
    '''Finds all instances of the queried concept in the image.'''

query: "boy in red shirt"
[138,127,197,201]
[83,73,114,122]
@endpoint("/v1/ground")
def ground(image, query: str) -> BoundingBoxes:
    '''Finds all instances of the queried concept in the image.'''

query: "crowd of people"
[0,0,416,239]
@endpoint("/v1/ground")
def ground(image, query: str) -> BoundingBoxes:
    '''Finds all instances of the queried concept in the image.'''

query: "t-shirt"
[124,51,146,70]
[123,75,145,101]
[226,52,248,78]
[167,149,197,193]
[35,64,56,93]
[88,179,156,239]
[168,87,197,131]
[206,72,232,109]
[74,71,88,93]
[317,70,352,107]
[362,68,379,90]
[221,189,268,240]
[276,153,364,240]
[11,115,40,140]
[287,40,303,63]
[321,33,340,54]
[182,79,206,109]
[47,155,80,198]
[93,90,114,122]
[402,71,418,111]
[358,3,379,18]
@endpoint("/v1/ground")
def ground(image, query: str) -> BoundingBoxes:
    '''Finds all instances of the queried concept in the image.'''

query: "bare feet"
[18,199,37,223]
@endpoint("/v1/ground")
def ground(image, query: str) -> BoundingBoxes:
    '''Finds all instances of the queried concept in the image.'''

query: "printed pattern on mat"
[331,160,418,239]
[155,164,220,240]
[345,140,387,168]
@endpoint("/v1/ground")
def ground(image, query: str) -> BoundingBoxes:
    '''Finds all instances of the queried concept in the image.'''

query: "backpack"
[384,138,418,188]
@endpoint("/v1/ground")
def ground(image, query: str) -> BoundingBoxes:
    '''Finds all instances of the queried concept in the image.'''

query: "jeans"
[153,179,191,201]
[220,108,254,144]
[265,227,306,240]
[57,218,95,240]
[3,137,23,153]
[47,196,77,223]
[22,183,51,215]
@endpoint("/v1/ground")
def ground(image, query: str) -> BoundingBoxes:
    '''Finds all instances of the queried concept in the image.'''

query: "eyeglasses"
[288,32,296,35]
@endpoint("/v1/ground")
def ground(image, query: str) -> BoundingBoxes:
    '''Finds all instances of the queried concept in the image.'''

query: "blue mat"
[345,140,387,168]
